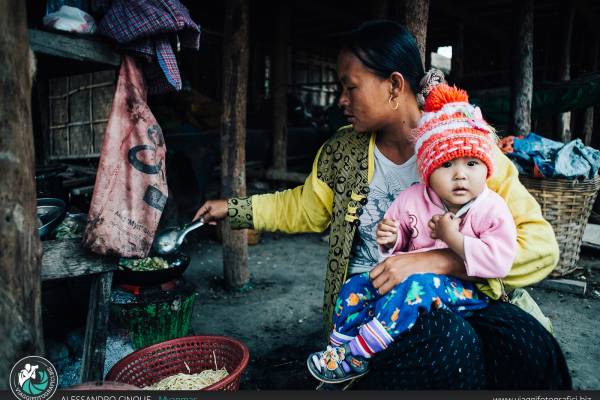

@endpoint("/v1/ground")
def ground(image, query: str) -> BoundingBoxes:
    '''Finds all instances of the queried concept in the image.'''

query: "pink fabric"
[379,183,516,279]
[83,56,167,257]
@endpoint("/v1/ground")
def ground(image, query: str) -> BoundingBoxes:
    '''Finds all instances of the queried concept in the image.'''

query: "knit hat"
[414,83,497,185]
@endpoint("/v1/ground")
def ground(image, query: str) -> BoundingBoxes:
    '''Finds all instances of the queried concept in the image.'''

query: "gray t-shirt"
[347,145,420,275]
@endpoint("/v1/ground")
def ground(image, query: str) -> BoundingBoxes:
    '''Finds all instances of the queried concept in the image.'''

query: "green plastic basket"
[111,283,197,349]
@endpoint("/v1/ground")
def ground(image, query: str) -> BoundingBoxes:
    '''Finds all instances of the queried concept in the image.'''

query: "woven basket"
[105,335,250,391]
[519,174,600,276]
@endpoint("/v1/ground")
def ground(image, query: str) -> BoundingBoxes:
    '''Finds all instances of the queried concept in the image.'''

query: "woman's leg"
[352,306,486,389]
[466,300,572,389]
[348,273,487,358]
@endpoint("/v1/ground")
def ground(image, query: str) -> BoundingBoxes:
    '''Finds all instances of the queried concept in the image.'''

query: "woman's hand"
[193,199,228,224]
[376,218,399,249]
[369,249,466,295]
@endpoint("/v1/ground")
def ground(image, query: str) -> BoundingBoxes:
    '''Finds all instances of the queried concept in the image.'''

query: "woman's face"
[336,50,391,133]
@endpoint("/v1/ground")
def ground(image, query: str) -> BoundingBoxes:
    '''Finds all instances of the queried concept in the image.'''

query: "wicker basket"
[105,335,250,391]
[519,174,600,276]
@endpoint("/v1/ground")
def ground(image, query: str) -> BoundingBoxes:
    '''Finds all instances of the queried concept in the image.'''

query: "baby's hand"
[428,213,460,242]
[376,218,399,249]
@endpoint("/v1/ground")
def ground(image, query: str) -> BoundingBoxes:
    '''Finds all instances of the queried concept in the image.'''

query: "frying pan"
[114,253,190,286]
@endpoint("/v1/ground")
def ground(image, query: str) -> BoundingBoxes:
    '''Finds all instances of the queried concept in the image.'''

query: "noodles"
[145,368,229,390]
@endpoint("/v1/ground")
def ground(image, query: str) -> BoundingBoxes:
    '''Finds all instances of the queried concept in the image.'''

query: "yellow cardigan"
[228,126,559,330]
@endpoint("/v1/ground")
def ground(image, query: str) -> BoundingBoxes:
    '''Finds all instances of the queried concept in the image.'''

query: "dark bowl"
[37,197,67,239]
[114,253,190,286]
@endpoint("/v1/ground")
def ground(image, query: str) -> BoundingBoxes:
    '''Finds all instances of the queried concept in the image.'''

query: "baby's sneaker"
[307,343,370,384]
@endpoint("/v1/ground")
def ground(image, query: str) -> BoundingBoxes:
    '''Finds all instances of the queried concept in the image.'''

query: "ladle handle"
[176,218,205,246]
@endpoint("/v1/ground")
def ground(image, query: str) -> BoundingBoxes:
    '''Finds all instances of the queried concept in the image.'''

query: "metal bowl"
[37,198,67,239]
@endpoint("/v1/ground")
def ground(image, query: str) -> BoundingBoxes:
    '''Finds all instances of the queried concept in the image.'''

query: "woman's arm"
[482,147,559,296]
[195,145,334,234]
[370,249,468,295]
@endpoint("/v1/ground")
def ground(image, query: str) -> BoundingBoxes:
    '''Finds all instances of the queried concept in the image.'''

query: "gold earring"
[388,94,400,110]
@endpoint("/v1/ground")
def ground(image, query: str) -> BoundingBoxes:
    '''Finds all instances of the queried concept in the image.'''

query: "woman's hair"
[340,20,425,94]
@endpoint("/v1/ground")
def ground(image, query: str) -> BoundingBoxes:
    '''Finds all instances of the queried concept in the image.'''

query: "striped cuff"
[330,330,354,346]
[349,318,394,358]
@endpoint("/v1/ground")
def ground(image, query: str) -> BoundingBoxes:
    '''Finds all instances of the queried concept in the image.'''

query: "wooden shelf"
[29,28,121,67]
[41,239,117,281]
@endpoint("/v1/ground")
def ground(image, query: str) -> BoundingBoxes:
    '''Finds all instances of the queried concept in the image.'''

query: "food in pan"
[119,256,170,271]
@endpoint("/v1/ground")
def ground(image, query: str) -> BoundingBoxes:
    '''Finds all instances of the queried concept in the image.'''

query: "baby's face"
[429,157,488,213]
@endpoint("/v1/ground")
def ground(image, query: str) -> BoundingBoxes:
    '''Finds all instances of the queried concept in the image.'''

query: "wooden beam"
[0,0,44,386]
[511,0,534,135]
[574,0,600,40]
[583,223,600,249]
[220,0,250,289]
[450,23,464,85]
[265,169,308,184]
[583,38,599,146]
[272,2,290,172]
[41,240,117,281]
[435,1,506,44]
[557,3,575,142]
[371,0,389,19]
[402,0,430,66]
[80,271,113,383]
[33,74,50,166]
[535,278,587,296]
[295,2,355,27]
[29,29,121,66]
[245,165,309,183]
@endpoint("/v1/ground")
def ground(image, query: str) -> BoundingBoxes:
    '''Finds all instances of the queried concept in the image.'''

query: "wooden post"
[402,0,430,66]
[249,46,261,114]
[272,2,290,172]
[80,272,113,382]
[221,0,250,289]
[34,77,50,166]
[371,0,389,19]
[451,23,464,85]
[557,3,576,142]
[0,0,44,386]
[511,0,534,136]
[583,38,598,146]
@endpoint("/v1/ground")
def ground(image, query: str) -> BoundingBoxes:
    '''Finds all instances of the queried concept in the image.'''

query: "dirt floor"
[182,231,600,390]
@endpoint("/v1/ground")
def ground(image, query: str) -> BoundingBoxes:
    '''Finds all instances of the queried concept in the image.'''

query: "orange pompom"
[423,84,469,112]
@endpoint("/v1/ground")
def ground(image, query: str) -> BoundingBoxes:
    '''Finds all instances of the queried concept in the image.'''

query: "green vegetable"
[120,257,170,271]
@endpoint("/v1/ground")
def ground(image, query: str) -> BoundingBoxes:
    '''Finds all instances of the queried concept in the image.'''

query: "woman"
[194,21,571,389]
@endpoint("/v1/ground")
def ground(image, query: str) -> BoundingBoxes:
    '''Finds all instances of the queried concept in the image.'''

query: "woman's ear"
[389,72,406,97]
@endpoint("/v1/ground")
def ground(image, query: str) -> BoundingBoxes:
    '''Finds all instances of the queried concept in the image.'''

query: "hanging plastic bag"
[83,56,168,257]
[43,5,97,34]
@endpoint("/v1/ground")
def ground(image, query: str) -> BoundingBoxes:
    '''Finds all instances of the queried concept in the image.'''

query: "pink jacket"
[379,183,517,278]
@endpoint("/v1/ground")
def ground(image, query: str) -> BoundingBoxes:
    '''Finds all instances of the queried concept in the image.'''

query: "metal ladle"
[152,218,204,255]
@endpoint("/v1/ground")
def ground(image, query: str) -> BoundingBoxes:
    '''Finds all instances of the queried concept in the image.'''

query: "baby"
[307,84,517,384]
